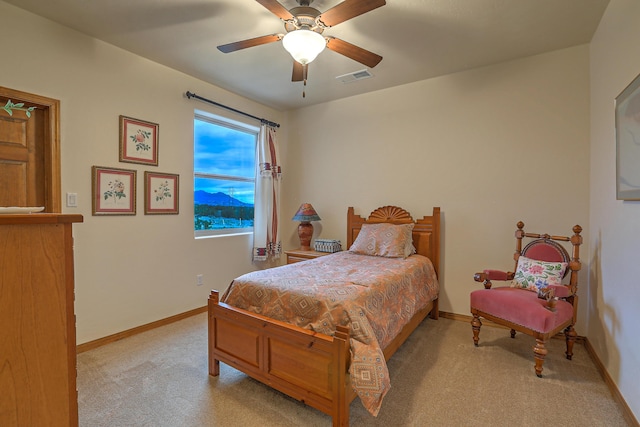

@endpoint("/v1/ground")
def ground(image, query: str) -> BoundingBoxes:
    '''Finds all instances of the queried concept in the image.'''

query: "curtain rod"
[185,91,280,128]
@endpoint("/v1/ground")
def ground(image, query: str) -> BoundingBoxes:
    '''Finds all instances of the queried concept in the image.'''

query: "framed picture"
[144,171,179,214]
[119,115,159,166]
[92,166,137,215]
[615,71,640,200]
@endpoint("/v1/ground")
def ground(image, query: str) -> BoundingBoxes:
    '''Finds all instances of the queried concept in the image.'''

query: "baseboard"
[76,306,207,354]
[583,337,639,427]
[440,310,638,427]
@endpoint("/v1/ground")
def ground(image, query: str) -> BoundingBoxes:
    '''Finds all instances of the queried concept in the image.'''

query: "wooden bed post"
[332,325,351,427]
[430,298,439,320]
[208,290,220,376]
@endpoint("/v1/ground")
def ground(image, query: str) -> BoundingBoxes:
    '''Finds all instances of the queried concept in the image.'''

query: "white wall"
[284,45,591,332]
[0,2,285,344]
[589,0,640,420]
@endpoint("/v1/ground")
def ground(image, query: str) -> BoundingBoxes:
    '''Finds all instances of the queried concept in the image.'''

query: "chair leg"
[533,338,548,377]
[471,314,482,346]
[565,325,577,360]
[510,329,516,338]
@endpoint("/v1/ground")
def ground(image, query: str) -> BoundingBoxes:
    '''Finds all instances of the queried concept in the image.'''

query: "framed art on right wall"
[615,71,640,200]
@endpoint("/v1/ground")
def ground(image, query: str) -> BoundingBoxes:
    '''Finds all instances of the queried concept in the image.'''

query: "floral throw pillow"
[510,256,567,294]
[349,223,415,258]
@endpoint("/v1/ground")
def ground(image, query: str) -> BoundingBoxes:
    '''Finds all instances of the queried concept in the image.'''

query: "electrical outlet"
[196,274,203,286]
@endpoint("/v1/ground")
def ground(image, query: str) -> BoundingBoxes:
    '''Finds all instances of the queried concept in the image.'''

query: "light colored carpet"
[77,313,629,426]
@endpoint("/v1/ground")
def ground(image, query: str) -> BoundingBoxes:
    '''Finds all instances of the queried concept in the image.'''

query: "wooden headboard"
[346,206,441,277]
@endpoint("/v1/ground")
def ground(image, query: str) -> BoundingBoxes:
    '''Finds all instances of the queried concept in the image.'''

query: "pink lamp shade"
[292,203,321,250]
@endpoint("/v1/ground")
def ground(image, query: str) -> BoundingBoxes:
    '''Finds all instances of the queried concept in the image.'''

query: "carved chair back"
[513,221,583,296]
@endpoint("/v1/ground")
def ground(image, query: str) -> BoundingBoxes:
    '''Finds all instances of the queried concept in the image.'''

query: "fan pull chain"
[302,64,308,98]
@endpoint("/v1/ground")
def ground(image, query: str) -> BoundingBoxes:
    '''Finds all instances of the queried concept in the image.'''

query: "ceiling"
[4,0,609,111]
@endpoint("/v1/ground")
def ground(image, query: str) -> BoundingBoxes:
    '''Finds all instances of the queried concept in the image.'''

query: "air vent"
[336,69,373,84]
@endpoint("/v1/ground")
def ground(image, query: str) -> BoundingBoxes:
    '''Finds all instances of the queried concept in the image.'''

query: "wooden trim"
[0,213,83,226]
[583,337,640,427]
[76,306,207,353]
[438,311,472,323]
[442,311,516,331]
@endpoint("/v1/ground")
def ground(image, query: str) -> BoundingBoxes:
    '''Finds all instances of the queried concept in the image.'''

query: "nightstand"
[284,249,330,264]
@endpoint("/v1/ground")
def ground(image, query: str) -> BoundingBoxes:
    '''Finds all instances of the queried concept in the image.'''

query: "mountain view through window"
[194,113,257,237]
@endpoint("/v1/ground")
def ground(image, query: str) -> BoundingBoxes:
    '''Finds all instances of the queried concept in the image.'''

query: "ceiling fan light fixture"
[282,29,326,65]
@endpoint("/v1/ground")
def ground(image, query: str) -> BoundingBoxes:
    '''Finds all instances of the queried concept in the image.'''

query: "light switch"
[66,192,78,207]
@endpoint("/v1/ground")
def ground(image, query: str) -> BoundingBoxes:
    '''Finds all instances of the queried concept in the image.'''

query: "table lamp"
[292,203,321,250]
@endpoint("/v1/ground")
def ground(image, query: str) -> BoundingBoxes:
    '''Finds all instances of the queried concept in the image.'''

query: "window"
[194,111,258,238]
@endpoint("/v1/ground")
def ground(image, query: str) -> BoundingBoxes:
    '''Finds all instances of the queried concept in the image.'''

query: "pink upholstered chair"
[470,221,583,377]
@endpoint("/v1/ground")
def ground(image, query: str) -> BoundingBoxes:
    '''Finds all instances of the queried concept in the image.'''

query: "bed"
[208,205,441,426]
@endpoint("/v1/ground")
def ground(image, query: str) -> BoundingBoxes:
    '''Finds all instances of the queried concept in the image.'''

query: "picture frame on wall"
[144,171,179,215]
[91,166,137,215]
[615,71,640,200]
[119,115,159,166]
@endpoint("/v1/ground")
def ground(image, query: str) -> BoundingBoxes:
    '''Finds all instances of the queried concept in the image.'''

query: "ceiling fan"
[217,0,386,95]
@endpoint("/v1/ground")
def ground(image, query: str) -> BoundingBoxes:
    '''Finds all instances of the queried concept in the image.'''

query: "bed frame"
[208,206,441,426]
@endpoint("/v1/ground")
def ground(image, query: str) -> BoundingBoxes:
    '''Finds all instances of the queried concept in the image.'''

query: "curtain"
[253,123,282,261]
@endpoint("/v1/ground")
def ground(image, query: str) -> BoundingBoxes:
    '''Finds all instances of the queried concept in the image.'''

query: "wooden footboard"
[209,290,437,426]
[208,290,355,426]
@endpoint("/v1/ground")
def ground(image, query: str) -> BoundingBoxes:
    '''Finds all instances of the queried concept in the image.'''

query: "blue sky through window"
[194,118,256,205]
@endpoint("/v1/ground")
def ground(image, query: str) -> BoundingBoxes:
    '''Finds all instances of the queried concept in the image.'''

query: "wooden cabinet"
[0,213,83,427]
[284,249,330,264]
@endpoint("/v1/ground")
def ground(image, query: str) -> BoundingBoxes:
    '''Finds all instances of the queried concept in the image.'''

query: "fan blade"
[217,34,281,53]
[255,0,294,20]
[326,37,382,68]
[319,0,386,27]
[292,61,308,82]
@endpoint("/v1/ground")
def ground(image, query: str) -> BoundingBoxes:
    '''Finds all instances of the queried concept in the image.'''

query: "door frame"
[1,86,61,212]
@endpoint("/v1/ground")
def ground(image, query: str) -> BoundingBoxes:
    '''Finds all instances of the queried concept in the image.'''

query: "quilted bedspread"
[221,251,439,416]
